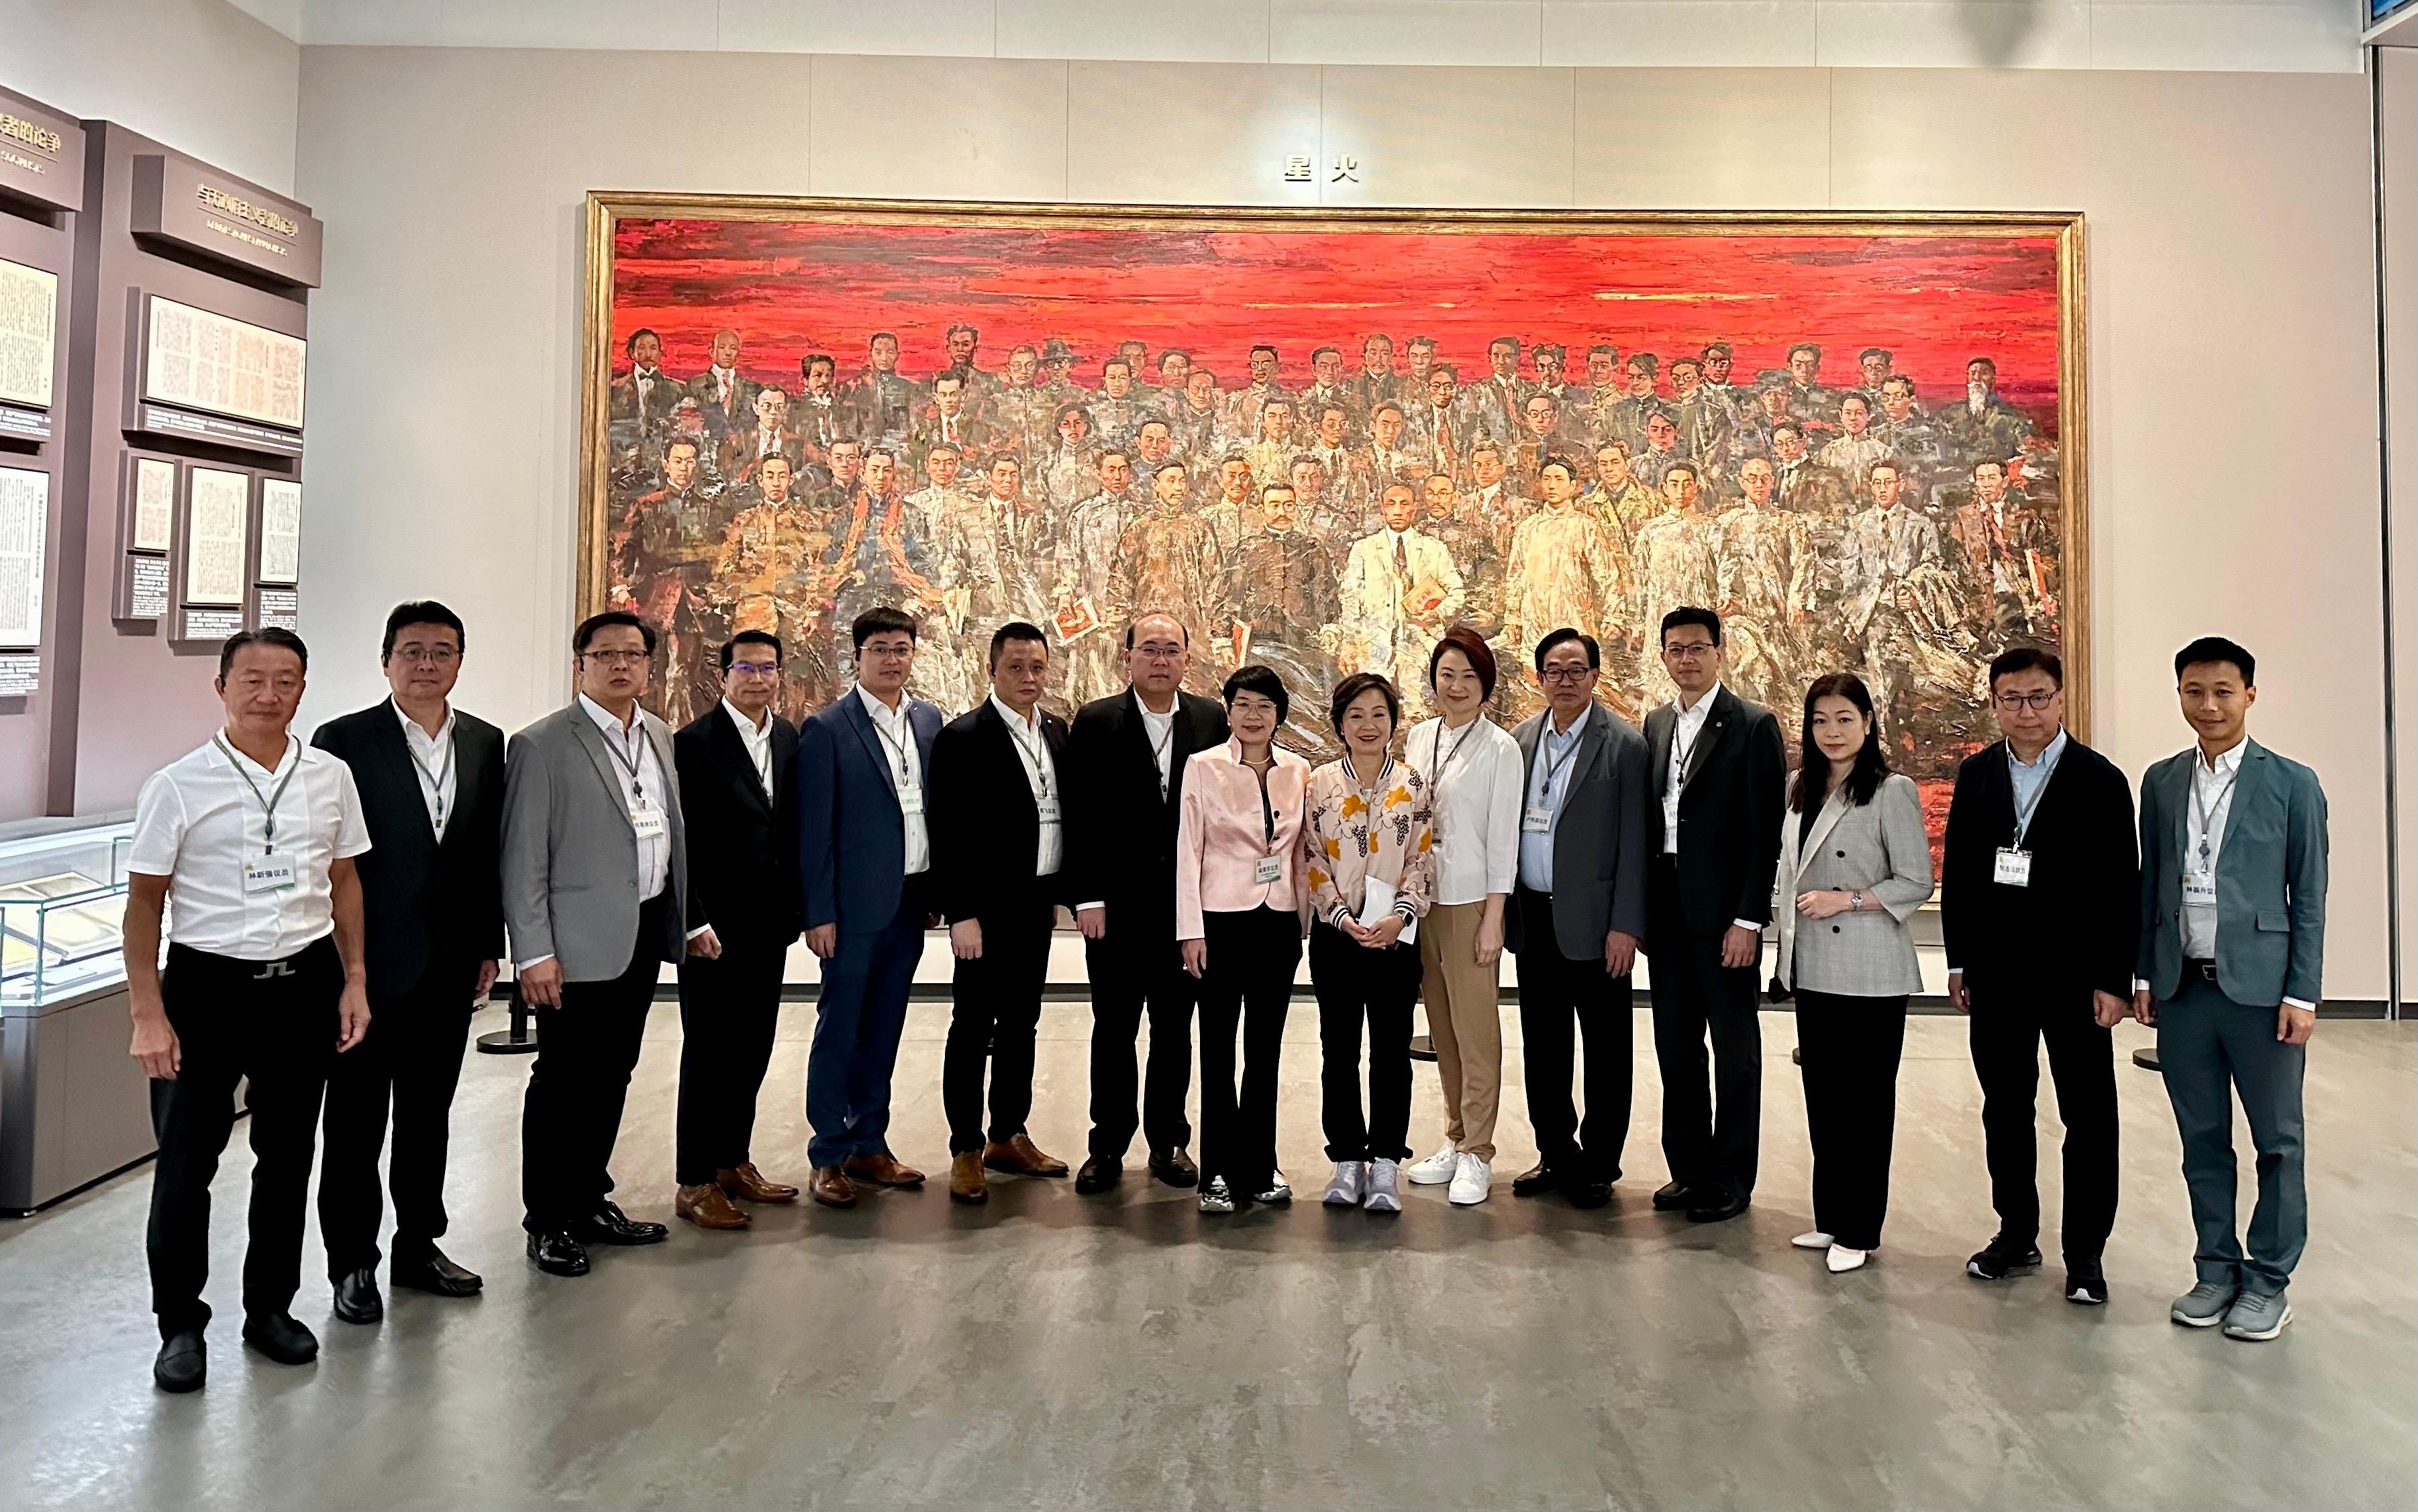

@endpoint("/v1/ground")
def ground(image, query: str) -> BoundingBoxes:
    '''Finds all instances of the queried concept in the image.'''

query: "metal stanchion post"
[476,980,542,1055]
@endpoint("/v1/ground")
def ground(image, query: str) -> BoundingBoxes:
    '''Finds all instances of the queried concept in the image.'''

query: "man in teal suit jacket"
[2133,636,2327,1342]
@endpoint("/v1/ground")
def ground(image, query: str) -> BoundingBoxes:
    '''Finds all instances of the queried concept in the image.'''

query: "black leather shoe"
[1149,1148,1200,1189]
[1967,1236,2045,1280]
[1686,1192,1751,1223]
[1511,1162,1564,1198]
[2064,1256,2109,1306]
[393,1247,484,1297]
[332,1268,384,1324]
[1567,1178,1613,1210]
[240,1313,319,1365]
[1074,1156,1121,1195]
[1652,1180,1699,1211]
[526,1228,591,1277]
[153,1329,206,1393]
[579,1201,670,1246]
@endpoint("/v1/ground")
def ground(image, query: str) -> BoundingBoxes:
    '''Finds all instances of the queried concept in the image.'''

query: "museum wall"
[287,46,2389,997]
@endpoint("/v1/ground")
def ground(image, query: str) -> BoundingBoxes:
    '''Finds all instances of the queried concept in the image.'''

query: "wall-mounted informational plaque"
[181,607,240,640]
[256,586,297,632]
[128,555,168,619]
[0,258,56,411]
[143,295,305,432]
[130,456,174,552]
[257,478,300,585]
[0,465,48,649]
[182,466,249,606]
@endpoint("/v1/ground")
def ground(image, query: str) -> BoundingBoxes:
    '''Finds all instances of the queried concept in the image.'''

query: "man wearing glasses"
[670,631,803,1230]
[1941,646,2137,1306]
[311,602,505,1323]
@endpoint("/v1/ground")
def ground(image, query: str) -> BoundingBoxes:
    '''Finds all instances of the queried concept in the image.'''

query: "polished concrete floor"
[0,1000,2411,1511]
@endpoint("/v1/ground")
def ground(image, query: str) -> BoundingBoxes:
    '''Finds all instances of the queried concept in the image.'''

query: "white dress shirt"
[723,697,773,797]
[2180,740,2243,963]
[858,685,930,876]
[128,732,372,961]
[993,695,1062,876]
[579,693,670,903]
[393,697,457,840]
[1662,684,1763,933]
[1405,715,1521,907]
[1138,696,1177,797]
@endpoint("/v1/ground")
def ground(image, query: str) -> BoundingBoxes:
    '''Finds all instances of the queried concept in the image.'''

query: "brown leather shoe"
[844,1152,925,1188]
[809,1166,857,1208]
[949,1151,989,1205]
[717,1163,800,1203]
[983,1133,1071,1178]
[676,1183,750,1230]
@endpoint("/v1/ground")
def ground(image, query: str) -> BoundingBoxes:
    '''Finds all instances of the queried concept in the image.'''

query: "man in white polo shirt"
[124,627,373,1393]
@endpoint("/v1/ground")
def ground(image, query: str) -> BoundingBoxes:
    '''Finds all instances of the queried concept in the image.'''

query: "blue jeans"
[805,885,926,1170]
[2158,975,2308,1294]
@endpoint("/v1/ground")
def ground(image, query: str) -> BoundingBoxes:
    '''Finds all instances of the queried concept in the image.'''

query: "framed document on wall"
[0,465,47,648]
[115,452,179,622]
[181,466,250,607]
[256,478,300,585]
[142,295,305,432]
[0,258,57,412]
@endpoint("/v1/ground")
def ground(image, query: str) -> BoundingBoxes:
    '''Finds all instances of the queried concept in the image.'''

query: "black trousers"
[316,960,478,1277]
[1513,887,1633,1183]
[1967,978,2119,1261]
[1794,987,1907,1252]
[1309,921,1421,1163]
[521,895,668,1231]
[147,938,341,1336]
[1648,863,1764,1201]
[1196,907,1301,1194]
[944,900,1056,1154]
[674,935,790,1186]
[1085,923,1199,1162]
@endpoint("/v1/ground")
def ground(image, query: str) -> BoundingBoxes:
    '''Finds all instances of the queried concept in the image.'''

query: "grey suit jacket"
[1505,703,1652,960]
[501,703,689,983]
[2137,739,2327,1007]
[1774,772,1931,997]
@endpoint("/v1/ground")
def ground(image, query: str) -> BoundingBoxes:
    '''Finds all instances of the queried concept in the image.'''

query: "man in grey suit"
[505,611,704,1277]
[2133,636,2327,1342]
[1505,628,1653,1209]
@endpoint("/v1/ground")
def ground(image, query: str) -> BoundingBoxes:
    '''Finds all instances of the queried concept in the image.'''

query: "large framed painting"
[581,195,2084,811]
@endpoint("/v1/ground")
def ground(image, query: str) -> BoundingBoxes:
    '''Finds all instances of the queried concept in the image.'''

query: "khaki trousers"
[1417,900,1505,1161]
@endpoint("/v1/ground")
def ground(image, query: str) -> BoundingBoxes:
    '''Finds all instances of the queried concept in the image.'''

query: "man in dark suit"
[670,630,803,1231]
[796,606,944,1207]
[311,601,503,1322]
[1062,611,1230,1194]
[1943,645,2138,1305]
[929,622,1076,1204]
[1642,607,1786,1225]
[1507,628,1652,1209]
[685,328,758,438]
[609,327,685,446]
[2133,636,2327,1342]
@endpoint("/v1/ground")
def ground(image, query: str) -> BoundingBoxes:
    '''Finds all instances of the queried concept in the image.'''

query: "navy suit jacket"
[797,689,943,935]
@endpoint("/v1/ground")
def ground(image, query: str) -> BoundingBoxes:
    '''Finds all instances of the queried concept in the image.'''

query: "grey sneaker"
[1323,1161,1366,1206]
[2170,1280,2239,1327]
[2221,1289,2293,1341]
[1363,1158,1402,1213]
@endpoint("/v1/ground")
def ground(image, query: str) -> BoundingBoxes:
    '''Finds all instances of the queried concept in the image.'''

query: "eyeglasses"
[1132,644,1186,662]
[1662,642,1717,660]
[392,646,458,666]
[581,649,649,667]
[727,661,780,678]
[1993,690,2060,711]
[1539,665,1596,685]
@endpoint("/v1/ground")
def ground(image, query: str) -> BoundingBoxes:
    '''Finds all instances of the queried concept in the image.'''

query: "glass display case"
[0,819,135,1006]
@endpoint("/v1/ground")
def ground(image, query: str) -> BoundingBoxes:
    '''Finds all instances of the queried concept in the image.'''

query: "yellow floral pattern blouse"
[1305,756,1437,930]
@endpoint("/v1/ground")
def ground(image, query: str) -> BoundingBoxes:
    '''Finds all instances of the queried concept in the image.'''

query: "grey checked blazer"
[1774,772,1931,996]
[501,703,689,982]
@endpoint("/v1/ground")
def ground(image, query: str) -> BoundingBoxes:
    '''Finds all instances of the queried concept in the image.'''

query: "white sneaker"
[1406,1144,1460,1186]
[1791,1230,1835,1250]
[1199,1176,1235,1214]
[1825,1244,1870,1273]
[1252,1172,1293,1205]
[1323,1161,1366,1206]
[1448,1153,1492,1206]
[1363,1158,1402,1213]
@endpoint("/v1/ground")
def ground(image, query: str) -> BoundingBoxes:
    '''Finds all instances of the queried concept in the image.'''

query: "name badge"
[629,807,667,840]
[1993,848,2032,887]
[1254,854,1284,885]
[1035,797,1062,825]
[1523,804,1553,834]
[2182,868,2217,907]
[897,785,926,817]
[242,855,297,893]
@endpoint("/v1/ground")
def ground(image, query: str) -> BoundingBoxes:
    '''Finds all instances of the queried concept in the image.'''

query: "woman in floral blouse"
[1305,672,1438,1213]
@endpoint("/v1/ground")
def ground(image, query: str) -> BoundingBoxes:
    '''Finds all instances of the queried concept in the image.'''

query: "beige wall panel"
[808,54,1069,201]
[1573,67,1831,206]
[1319,64,1577,207]
[1827,66,2095,209]
[1066,61,1323,205]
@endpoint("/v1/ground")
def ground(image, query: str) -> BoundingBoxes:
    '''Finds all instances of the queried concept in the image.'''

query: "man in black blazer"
[1642,607,1787,1224]
[312,601,505,1322]
[1062,611,1230,1193]
[671,630,803,1231]
[930,622,1077,1204]
[1942,645,2138,1305]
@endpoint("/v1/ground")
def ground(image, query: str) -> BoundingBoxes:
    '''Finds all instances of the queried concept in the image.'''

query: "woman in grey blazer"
[1773,673,1933,1274]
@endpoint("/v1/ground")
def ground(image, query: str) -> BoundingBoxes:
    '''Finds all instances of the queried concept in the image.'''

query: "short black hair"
[1250,343,1278,360]
[989,620,1048,671]
[1328,672,1399,735]
[1539,453,1581,482]
[1223,663,1289,723]
[624,327,660,356]
[218,625,307,682]
[852,606,919,652]
[720,629,783,672]
[1660,605,1721,648]
[2174,636,2254,687]
[1429,625,1498,699]
[574,610,656,656]
[382,600,464,660]
[1533,627,1601,673]
[1662,461,1700,485]
[1988,645,2063,689]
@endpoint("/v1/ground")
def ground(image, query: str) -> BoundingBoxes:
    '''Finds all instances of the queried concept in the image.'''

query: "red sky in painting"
[611,217,2062,426]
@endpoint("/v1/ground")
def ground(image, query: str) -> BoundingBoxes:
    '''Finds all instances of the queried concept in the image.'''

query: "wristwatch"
[1849,890,1865,912]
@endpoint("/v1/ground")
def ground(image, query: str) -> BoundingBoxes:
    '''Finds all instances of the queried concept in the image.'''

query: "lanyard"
[1007,717,1052,799]
[2190,762,2238,867]
[869,707,915,788]
[216,736,301,854]
[599,717,650,805]
[1250,759,1278,850]
[1427,719,1478,789]
[1147,715,1175,799]
[1672,707,1709,795]
[405,718,454,831]
[2007,739,2064,848]
[1538,723,1583,801]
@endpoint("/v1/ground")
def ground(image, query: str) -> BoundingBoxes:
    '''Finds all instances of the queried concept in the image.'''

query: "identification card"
[1993,848,2032,887]
[629,807,667,840]
[2182,868,2218,907]
[1035,797,1062,825]
[242,855,297,893]
[1523,804,1553,834]
[897,784,926,817]
[1254,854,1284,885]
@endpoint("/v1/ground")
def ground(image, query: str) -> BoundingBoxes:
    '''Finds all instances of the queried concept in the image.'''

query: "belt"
[2182,957,2219,982]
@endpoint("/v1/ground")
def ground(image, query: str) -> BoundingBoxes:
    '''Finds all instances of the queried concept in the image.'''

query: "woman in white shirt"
[1399,627,1525,1205]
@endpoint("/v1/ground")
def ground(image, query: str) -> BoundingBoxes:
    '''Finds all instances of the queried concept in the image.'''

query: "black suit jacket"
[311,701,506,999]
[929,700,1075,925]
[1940,734,2138,997]
[1062,687,1229,944]
[1644,684,1788,936]
[674,705,802,952]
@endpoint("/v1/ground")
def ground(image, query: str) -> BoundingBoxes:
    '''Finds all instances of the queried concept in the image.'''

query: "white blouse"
[1402,715,1523,907]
